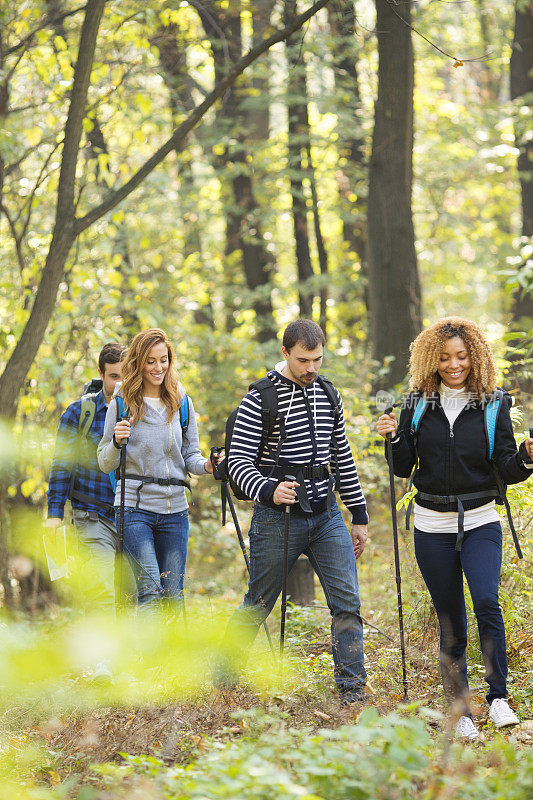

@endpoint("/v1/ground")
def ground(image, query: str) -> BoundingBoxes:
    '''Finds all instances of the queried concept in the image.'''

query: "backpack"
[68,380,115,513]
[407,389,522,558]
[217,374,341,505]
[108,392,190,493]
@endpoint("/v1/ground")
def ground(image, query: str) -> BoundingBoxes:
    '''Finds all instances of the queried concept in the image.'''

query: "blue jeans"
[414,521,506,706]
[224,501,366,691]
[115,508,189,609]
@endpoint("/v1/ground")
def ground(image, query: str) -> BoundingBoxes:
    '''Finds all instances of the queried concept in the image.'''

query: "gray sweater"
[97,395,208,513]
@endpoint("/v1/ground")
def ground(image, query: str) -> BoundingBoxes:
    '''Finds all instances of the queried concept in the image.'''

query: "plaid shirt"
[47,390,115,522]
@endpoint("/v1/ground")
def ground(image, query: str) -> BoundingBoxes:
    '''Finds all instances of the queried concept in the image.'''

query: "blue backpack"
[408,389,522,558]
[109,393,190,492]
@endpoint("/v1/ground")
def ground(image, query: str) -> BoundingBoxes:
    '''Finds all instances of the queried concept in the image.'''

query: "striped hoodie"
[227,367,368,524]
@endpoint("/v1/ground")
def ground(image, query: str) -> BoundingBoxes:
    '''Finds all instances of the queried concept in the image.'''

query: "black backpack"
[215,375,342,503]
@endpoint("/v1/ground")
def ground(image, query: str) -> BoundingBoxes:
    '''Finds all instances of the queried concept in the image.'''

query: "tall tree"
[366,0,421,387]
[510,1,533,319]
[151,21,214,328]
[327,0,366,276]
[508,0,533,393]
[0,0,333,418]
[284,0,328,322]
[195,0,276,343]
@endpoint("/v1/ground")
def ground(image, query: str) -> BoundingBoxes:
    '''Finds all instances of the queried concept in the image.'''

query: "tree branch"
[0,202,25,274]
[5,4,89,57]
[74,0,333,235]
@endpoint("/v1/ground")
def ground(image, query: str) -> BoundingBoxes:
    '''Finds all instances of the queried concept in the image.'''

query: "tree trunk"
[0,0,107,419]
[246,0,274,142]
[508,1,533,395]
[327,1,367,275]
[474,0,500,101]
[367,0,421,388]
[307,144,329,335]
[510,2,533,312]
[197,1,276,343]
[0,0,333,418]
[284,0,318,319]
[152,22,214,328]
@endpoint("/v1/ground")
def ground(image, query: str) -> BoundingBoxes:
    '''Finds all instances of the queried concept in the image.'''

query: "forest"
[0,0,532,797]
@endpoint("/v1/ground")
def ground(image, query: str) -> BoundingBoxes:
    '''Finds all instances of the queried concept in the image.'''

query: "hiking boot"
[489,698,519,728]
[454,715,480,740]
[91,661,114,685]
[339,687,369,706]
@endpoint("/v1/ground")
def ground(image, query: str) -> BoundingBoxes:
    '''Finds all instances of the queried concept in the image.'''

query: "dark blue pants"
[414,521,507,707]
[223,501,366,691]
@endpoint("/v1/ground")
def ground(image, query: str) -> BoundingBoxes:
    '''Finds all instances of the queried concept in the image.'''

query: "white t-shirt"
[144,396,166,415]
[414,384,500,533]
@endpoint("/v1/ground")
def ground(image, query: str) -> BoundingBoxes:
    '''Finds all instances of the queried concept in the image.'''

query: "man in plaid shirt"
[46,343,126,631]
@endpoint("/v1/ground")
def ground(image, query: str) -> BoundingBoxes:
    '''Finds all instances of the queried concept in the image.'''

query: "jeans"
[223,501,366,691]
[73,509,119,614]
[116,508,189,609]
[414,521,506,706]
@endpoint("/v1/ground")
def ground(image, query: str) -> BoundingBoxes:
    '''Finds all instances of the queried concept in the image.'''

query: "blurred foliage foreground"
[0,374,532,798]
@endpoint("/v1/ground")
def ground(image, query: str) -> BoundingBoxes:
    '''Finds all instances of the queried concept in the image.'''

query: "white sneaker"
[455,715,480,740]
[91,661,114,684]
[489,698,519,728]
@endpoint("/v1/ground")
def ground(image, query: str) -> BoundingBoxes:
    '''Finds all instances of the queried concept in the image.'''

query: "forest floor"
[4,596,532,796]
[2,508,532,798]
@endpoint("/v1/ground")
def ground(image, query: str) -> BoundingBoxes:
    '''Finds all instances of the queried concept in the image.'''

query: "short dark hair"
[98,342,127,373]
[282,319,326,352]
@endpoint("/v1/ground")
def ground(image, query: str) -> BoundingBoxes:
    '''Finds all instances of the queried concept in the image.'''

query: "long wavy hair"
[119,329,183,424]
[408,317,498,399]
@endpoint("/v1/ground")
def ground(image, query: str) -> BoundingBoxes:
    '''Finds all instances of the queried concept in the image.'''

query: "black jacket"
[390,391,532,513]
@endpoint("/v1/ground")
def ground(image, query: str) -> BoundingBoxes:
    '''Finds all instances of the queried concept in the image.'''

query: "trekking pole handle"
[285,474,297,511]
[384,406,394,442]
[120,409,130,448]
[210,446,226,481]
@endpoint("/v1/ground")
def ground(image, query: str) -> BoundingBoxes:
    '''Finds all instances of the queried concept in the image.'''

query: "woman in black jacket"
[377,317,533,740]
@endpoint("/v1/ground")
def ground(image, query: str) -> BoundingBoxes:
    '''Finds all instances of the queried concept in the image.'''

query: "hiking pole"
[225,489,276,657]
[384,408,408,701]
[280,475,297,665]
[117,411,129,613]
[210,448,276,657]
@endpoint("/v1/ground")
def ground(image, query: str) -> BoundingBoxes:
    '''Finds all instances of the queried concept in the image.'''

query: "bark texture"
[367,0,421,387]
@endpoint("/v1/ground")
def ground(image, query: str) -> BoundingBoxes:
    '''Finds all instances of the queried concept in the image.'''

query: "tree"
[284,0,330,324]
[195,0,277,343]
[510,1,533,324]
[0,0,334,419]
[366,0,421,387]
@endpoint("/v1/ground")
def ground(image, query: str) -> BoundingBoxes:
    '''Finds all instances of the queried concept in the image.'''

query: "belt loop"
[135,480,143,510]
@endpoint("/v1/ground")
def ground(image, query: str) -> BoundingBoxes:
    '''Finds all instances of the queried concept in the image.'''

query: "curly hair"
[119,329,184,425]
[408,317,498,399]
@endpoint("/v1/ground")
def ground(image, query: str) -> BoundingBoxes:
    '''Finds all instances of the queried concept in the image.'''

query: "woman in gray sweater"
[97,328,216,609]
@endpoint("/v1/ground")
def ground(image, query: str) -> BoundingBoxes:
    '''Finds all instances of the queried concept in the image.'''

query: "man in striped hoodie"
[224,319,369,703]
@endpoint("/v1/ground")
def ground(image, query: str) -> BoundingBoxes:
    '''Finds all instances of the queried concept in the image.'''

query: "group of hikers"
[45,317,533,741]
